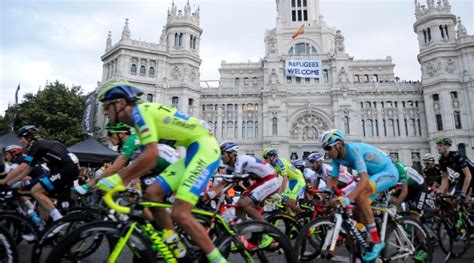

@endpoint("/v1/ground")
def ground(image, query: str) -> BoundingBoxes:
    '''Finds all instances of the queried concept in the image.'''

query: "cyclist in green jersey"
[95,82,225,263]
[263,148,305,214]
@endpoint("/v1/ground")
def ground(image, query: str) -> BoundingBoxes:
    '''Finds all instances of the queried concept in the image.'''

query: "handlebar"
[102,185,131,214]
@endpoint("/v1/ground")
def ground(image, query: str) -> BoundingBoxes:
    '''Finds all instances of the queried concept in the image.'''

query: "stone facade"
[97,0,474,165]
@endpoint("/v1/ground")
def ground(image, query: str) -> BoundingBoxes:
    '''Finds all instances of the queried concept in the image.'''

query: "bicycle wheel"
[437,212,470,258]
[32,211,100,263]
[294,217,356,262]
[45,221,155,263]
[383,216,433,262]
[0,210,39,245]
[0,225,18,263]
[266,213,301,240]
[215,220,296,262]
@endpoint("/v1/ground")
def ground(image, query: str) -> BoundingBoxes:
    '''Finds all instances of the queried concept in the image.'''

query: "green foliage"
[13,81,88,146]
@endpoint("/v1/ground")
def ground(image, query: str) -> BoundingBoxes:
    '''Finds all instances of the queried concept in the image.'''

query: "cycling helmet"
[435,136,452,146]
[3,145,22,156]
[319,129,345,147]
[307,152,325,162]
[16,125,39,137]
[422,153,435,163]
[293,160,305,168]
[105,122,132,134]
[98,82,143,103]
[262,148,278,158]
[220,142,239,153]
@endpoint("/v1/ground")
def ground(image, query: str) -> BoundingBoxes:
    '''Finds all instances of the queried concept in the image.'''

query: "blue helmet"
[263,148,278,159]
[220,142,239,153]
[319,129,345,147]
[307,152,325,162]
[293,160,305,168]
[98,82,143,103]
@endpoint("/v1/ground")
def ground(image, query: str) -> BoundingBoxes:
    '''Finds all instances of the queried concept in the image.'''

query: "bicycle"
[46,184,296,262]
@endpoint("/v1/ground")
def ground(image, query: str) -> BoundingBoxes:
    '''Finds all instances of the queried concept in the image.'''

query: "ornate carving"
[291,113,329,141]
[444,58,456,73]
[425,61,440,76]
[172,66,182,79]
[190,68,197,81]
[338,67,349,83]
[335,30,345,53]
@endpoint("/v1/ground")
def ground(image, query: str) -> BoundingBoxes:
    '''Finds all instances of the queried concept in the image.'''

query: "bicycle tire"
[294,217,356,262]
[215,220,297,262]
[45,221,155,263]
[0,224,18,263]
[383,216,433,263]
[0,210,39,245]
[437,211,470,258]
[266,213,301,240]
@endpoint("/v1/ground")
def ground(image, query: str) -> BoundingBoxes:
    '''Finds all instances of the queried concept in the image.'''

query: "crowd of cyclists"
[0,81,472,262]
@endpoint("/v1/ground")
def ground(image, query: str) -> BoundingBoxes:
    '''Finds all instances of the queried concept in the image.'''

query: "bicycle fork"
[108,222,138,263]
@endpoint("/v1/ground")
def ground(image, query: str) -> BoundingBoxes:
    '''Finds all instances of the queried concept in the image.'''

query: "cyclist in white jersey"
[306,152,357,196]
[208,142,281,223]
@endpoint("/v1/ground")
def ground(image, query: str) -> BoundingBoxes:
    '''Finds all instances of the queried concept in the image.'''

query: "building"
[97,0,474,165]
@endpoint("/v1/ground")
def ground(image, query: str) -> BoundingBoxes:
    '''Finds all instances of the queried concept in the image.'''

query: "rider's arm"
[327,176,339,191]
[1,163,31,185]
[118,142,159,185]
[278,175,288,195]
[347,171,369,202]
[439,171,449,194]
[393,182,408,206]
[100,155,129,179]
[461,166,472,194]
[205,180,228,200]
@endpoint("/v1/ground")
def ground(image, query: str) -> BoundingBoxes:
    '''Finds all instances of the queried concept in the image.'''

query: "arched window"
[140,65,146,75]
[226,104,233,111]
[372,74,378,82]
[193,37,197,49]
[149,67,155,77]
[450,91,458,99]
[172,96,179,108]
[354,75,360,83]
[454,111,462,129]
[387,119,395,137]
[190,35,194,48]
[432,94,439,101]
[364,74,369,82]
[247,121,254,138]
[323,69,328,83]
[272,117,278,135]
[244,77,249,86]
[235,78,240,86]
[362,120,366,137]
[409,118,416,136]
[147,93,153,102]
[174,33,179,46]
[366,119,374,137]
[343,116,350,134]
[252,77,258,85]
[289,43,317,55]
[178,33,183,46]
[131,64,137,74]
[226,121,234,139]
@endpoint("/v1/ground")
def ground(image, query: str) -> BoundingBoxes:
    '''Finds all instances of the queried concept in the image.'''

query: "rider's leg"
[238,197,264,221]
[30,183,62,221]
[145,183,173,230]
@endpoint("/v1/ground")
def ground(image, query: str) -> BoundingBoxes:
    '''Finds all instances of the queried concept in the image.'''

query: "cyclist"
[422,153,442,188]
[0,125,80,223]
[3,145,24,174]
[214,142,280,222]
[95,82,225,263]
[436,136,473,202]
[306,152,357,195]
[391,160,428,220]
[263,148,306,214]
[320,129,398,261]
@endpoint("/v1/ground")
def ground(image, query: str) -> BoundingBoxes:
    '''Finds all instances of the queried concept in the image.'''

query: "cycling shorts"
[243,176,282,204]
[368,163,399,200]
[155,135,221,205]
[39,163,80,195]
[284,178,306,200]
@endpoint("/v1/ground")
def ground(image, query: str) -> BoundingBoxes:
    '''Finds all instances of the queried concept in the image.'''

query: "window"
[375,120,379,136]
[387,119,395,137]
[396,119,400,136]
[354,75,360,83]
[409,119,416,136]
[383,119,387,136]
[252,77,258,85]
[432,94,439,101]
[235,78,240,86]
[444,25,449,39]
[360,102,364,109]
[372,74,378,82]
[289,43,317,55]
[214,122,217,137]
[149,67,155,77]
[423,29,427,43]
[440,25,445,39]
[291,0,308,22]
[244,77,249,86]
[147,93,153,102]
[305,78,310,84]
[296,77,301,84]
[404,119,408,136]
[458,143,466,156]
[131,64,137,74]
[242,121,246,139]
[234,121,238,138]
[362,120,366,137]
[366,119,374,137]
[454,111,462,129]
[172,96,179,108]
[226,104,233,111]
[436,114,443,131]
[140,65,146,75]
[272,117,278,135]
[188,98,194,106]
[417,119,422,136]
[427,28,431,42]
[174,33,179,46]
[221,121,225,138]
[364,74,369,82]
[179,33,183,46]
[343,116,350,134]
[287,76,292,84]
[247,121,254,138]
[323,69,329,83]
[226,121,233,139]
[450,91,458,99]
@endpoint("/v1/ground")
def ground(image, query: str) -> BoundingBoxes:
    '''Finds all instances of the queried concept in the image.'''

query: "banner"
[81,91,97,135]
[285,60,321,78]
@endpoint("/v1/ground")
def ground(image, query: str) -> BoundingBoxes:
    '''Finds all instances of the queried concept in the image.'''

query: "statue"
[335,30,345,53]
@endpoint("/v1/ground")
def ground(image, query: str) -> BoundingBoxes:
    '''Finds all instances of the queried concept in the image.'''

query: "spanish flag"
[292,24,305,39]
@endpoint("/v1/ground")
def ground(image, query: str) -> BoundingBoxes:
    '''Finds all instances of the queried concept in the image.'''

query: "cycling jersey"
[227,155,276,181]
[313,163,355,186]
[331,142,398,196]
[393,161,427,212]
[423,164,442,186]
[271,157,306,200]
[131,103,220,205]
[438,151,474,192]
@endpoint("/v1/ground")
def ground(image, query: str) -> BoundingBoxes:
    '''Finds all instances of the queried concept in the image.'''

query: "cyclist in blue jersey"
[320,129,399,261]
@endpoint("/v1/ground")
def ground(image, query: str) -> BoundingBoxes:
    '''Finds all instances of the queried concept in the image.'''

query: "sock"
[49,208,63,221]
[366,223,380,244]
[207,248,226,263]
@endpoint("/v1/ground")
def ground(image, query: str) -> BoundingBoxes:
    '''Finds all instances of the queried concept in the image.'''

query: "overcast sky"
[1,0,473,116]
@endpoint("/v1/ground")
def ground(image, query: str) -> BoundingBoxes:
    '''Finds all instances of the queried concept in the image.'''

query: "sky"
[1,0,473,116]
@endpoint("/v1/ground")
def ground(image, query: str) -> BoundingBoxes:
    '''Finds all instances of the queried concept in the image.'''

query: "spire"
[106,31,112,50]
[427,0,434,9]
[121,18,130,39]
[415,0,421,15]
[184,0,191,17]
[442,0,451,10]
[457,16,467,38]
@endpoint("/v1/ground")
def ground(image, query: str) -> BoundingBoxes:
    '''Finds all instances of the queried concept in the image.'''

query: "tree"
[14,81,88,146]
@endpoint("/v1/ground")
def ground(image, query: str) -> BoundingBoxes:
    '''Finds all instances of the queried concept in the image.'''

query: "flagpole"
[10,83,20,132]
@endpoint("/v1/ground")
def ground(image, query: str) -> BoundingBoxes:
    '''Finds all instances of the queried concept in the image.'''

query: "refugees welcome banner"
[285,60,321,78]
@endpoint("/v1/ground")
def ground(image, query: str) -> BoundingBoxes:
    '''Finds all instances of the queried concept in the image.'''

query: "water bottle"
[28,210,44,231]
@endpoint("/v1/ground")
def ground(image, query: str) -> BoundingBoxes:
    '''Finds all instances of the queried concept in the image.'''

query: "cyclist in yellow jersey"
[263,148,305,214]
[95,82,225,263]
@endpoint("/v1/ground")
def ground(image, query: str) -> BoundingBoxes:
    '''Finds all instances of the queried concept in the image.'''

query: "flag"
[81,91,97,135]
[292,24,305,39]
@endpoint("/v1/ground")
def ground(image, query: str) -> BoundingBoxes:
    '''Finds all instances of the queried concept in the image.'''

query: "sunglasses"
[103,100,119,111]
[323,145,333,151]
